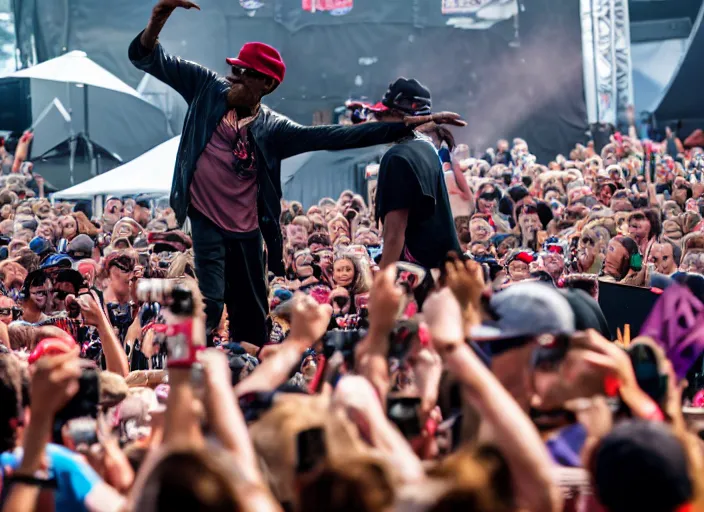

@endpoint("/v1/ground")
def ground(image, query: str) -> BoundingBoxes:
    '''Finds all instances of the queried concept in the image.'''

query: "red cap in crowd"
[226,42,286,84]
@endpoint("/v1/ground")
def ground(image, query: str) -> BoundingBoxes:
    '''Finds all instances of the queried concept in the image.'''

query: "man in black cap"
[372,78,462,269]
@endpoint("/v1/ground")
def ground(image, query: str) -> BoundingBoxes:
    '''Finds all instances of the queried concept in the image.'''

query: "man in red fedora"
[130,0,465,347]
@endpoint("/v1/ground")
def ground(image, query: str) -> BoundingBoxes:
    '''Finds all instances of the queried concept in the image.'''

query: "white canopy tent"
[0,51,170,189]
[54,136,179,200]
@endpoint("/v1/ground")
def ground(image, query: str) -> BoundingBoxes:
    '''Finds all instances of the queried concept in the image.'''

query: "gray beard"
[226,86,257,110]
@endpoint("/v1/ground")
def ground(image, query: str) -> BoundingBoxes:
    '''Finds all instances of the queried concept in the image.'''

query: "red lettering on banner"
[302,0,353,12]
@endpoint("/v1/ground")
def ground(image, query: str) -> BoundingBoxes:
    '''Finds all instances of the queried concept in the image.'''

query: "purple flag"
[640,284,704,379]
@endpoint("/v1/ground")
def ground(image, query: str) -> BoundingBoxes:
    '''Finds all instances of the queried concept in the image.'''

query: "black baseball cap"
[369,78,432,116]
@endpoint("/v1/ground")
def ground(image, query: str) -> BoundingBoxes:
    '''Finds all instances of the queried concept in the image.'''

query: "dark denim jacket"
[128,33,411,274]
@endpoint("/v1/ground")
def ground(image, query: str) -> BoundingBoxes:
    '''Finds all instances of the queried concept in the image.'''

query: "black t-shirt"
[375,138,461,269]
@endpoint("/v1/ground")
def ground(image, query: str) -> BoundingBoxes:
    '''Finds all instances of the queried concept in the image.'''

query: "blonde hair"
[131,448,243,512]
[427,447,513,512]
[249,394,368,504]
[299,456,395,512]
[167,252,195,279]
[333,253,371,295]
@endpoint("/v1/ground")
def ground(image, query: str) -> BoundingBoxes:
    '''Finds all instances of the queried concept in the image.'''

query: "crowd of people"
[1,0,704,510]
[0,116,703,512]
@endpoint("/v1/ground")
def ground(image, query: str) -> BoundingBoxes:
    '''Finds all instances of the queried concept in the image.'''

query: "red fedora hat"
[226,42,286,84]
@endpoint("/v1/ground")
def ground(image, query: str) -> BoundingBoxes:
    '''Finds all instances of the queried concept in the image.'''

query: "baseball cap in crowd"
[368,78,432,116]
[560,288,611,339]
[40,253,73,272]
[475,282,576,354]
[592,420,693,512]
[226,42,286,85]
[29,237,54,259]
[67,234,94,260]
[492,282,575,335]
[148,230,193,254]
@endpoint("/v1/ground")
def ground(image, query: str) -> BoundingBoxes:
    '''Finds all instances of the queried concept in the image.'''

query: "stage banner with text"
[302,0,354,15]
[440,0,517,29]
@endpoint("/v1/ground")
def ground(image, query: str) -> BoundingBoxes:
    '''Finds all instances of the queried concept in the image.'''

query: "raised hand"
[405,111,467,128]
[569,329,637,389]
[66,291,106,327]
[422,288,464,353]
[368,265,404,336]
[30,348,82,418]
[288,293,332,343]
[444,256,484,321]
[143,0,200,50]
[156,0,200,11]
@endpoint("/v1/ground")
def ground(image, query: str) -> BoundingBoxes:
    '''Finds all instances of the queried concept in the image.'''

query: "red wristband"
[603,374,621,397]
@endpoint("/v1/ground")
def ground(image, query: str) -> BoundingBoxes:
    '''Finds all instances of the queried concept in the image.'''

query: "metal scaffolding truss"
[581,0,634,126]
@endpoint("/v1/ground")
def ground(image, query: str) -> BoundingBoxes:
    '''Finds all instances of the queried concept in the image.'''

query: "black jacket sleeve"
[128,31,216,105]
[266,116,413,160]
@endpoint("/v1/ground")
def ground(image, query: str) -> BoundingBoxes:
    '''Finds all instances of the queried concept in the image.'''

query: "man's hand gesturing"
[155,0,200,11]
[405,111,467,129]
[144,0,200,50]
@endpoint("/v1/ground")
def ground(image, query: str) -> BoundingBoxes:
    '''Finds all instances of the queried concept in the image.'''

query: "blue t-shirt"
[1,443,100,512]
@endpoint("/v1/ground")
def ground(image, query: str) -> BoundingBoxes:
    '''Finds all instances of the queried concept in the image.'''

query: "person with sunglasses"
[18,270,50,324]
[0,295,19,326]
[103,252,137,309]
[504,249,535,284]
[130,1,464,347]
[50,269,85,315]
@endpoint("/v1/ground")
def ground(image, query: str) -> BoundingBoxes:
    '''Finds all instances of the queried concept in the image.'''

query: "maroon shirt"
[190,109,259,235]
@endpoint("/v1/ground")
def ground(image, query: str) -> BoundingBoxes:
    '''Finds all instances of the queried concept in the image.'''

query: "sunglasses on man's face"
[110,261,134,274]
[545,244,564,255]
[0,307,22,319]
[230,66,269,81]
[54,290,71,301]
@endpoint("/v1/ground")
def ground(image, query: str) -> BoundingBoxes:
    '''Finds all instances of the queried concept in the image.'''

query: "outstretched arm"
[269,112,466,160]
[129,1,214,105]
[269,118,412,160]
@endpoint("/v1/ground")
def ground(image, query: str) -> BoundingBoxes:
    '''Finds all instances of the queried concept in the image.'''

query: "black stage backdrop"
[598,281,661,338]
[12,0,586,163]
[654,2,704,136]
